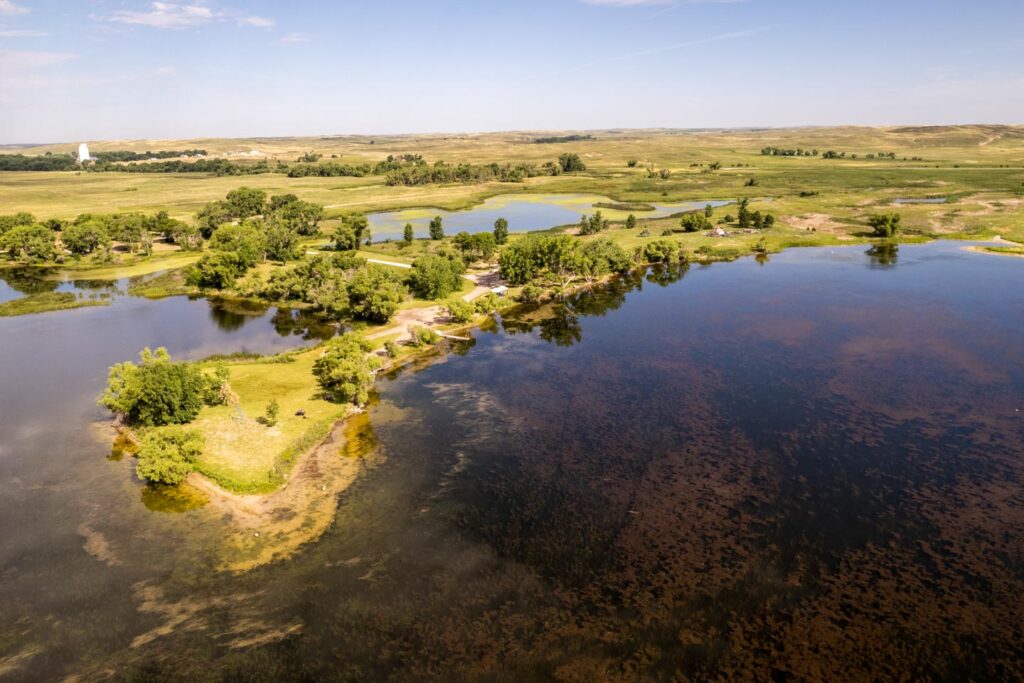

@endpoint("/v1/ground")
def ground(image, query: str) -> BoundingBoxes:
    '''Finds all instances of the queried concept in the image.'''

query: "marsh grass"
[0,291,108,317]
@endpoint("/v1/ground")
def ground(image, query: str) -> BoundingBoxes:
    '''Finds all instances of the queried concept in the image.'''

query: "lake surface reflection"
[367,193,731,241]
[1,242,1022,680]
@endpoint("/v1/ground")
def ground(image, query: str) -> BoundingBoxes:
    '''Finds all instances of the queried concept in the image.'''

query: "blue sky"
[0,0,1022,143]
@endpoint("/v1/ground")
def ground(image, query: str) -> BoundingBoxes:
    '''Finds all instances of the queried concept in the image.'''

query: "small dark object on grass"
[295,409,306,417]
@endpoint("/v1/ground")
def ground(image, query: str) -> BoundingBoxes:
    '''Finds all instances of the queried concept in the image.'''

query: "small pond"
[367,193,731,240]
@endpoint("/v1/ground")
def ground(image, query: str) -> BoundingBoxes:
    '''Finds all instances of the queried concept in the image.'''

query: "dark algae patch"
[1,242,1022,680]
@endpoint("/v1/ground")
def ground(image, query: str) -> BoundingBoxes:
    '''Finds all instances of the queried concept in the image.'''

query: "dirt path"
[366,258,412,269]
[187,415,364,572]
[366,269,504,341]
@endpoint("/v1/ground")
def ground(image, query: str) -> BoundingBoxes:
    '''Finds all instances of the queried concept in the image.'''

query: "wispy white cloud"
[107,2,217,30]
[0,49,77,70]
[2,61,176,90]
[280,32,309,44]
[239,15,274,28]
[0,49,76,101]
[0,0,29,16]
[0,26,45,37]
[544,26,767,76]
[645,0,746,20]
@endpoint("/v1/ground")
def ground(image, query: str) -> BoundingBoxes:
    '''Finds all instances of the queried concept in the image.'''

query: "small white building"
[77,143,92,163]
[490,285,509,297]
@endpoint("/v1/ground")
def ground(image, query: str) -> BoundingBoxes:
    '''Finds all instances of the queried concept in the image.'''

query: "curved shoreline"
[188,413,367,572]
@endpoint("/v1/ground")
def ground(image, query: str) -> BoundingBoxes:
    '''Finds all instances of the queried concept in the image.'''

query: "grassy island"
[0,291,110,317]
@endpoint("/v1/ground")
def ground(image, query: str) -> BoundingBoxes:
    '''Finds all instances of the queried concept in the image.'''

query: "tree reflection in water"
[866,243,899,268]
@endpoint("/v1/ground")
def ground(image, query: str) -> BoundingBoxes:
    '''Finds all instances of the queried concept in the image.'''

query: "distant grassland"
[3,125,1023,242]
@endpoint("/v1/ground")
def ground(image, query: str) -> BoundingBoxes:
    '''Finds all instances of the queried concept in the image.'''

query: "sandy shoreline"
[964,236,1024,259]
[186,414,368,572]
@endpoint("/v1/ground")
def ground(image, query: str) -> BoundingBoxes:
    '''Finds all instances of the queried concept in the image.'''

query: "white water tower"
[77,143,91,163]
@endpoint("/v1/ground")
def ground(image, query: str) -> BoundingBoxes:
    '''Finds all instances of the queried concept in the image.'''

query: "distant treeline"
[0,149,585,185]
[91,159,270,175]
[286,154,423,178]
[761,147,819,157]
[762,147,916,161]
[93,149,206,162]
[384,161,551,186]
[0,150,221,172]
[534,135,595,144]
[0,154,78,171]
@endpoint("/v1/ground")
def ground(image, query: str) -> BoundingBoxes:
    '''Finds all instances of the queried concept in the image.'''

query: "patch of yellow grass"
[187,349,345,492]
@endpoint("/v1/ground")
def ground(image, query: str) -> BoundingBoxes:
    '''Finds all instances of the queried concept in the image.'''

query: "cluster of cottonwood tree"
[498,234,630,288]
[287,154,423,178]
[0,209,204,262]
[384,160,548,186]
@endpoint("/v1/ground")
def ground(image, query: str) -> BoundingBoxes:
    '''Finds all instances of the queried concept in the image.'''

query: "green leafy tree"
[868,213,902,238]
[209,220,267,266]
[446,299,474,323]
[737,198,752,228]
[168,221,202,250]
[641,239,680,263]
[403,223,415,244]
[313,334,381,405]
[493,217,509,245]
[410,254,464,299]
[195,201,232,239]
[135,427,204,485]
[704,204,714,218]
[106,213,147,252]
[558,153,586,172]
[1,224,55,262]
[269,193,300,211]
[428,215,445,240]
[475,292,501,314]
[499,234,579,286]
[578,211,608,235]
[224,187,267,218]
[99,347,207,426]
[333,213,370,251]
[518,284,544,303]
[0,212,36,236]
[408,325,441,347]
[264,217,301,261]
[625,214,637,230]
[347,265,408,323]
[61,220,110,256]
[680,212,711,233]
[263,399,280,427]
[187,252,250,289]
[578,238,630,283]
[270,196,326,236]
[453,231,497,262]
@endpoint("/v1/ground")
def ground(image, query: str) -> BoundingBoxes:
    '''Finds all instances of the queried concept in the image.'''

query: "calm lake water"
[367,193,731,241]
[1,242,1022,680]
[893,197,948,204]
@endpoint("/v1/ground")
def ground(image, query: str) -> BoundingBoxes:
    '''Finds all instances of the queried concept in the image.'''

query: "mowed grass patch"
[56,252,202,281]
[185,349,346,494]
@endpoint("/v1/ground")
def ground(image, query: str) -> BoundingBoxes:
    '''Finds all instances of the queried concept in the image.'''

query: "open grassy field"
[5,126,1023,242]
[184,349,347,494]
